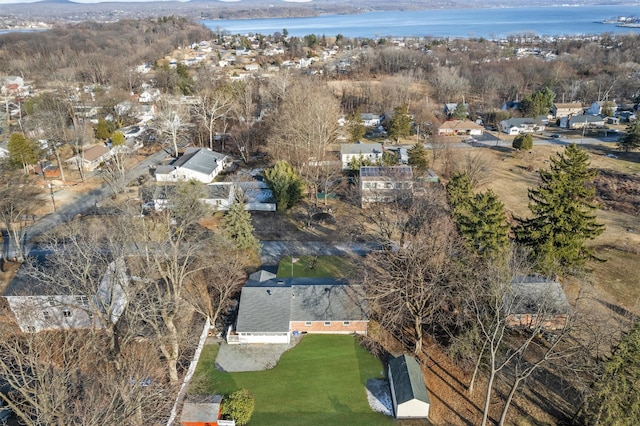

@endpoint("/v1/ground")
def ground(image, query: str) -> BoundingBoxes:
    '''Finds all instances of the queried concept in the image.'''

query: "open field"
[190,335,394,426]
[428,140,640,317]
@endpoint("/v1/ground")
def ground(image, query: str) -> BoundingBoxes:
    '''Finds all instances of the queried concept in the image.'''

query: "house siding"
[506,313,568,330]
[290,320,368,334]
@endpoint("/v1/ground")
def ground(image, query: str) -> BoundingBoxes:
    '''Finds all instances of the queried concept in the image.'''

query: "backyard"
[190,335,395,426]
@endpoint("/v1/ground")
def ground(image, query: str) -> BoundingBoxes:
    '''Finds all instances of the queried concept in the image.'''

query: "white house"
[340,143,383,169]
[388,354,430,419]
[3,259,129,333]
[155,148,229,183]
[500,117,547,135]
[360,113,381,127]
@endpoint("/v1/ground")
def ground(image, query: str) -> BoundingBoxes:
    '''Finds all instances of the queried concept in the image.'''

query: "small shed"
[181,394,227,426]
[388,354,430,419]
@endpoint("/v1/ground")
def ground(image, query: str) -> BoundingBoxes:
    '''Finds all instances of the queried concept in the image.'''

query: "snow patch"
[366,378,393,416]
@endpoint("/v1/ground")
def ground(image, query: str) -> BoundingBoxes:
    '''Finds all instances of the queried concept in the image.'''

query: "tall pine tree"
[446,171,474,212]
[515,144,604,274]
[618,120,640,152]
[220,190,260,251]
[585,322,640,426]
[456,189,510,258]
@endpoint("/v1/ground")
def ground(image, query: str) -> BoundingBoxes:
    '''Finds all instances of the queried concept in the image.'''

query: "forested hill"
[0,0,634,23]
[0,18,212,87]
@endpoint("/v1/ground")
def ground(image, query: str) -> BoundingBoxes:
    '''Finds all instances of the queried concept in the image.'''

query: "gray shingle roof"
[290,284,367,322]
[235,275,368,332]
[340,143,383,155]
[163,148,227,176]
[235,286,292,333]
[389,354,430,405]
[505,276,570,315]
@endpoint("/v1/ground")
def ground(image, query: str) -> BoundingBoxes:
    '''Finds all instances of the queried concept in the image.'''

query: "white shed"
[388,354,430,419]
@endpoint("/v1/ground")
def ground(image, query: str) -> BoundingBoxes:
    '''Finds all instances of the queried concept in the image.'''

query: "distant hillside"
[0,0,634,23]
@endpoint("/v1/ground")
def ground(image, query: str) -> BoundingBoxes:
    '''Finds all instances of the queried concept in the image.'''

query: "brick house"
[503,276,570,331]
[437,120,484,136]
[228,271,368,344]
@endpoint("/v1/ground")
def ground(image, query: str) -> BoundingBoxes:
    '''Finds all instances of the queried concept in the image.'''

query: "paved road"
[4,148,172,259]
[259,241,378,265]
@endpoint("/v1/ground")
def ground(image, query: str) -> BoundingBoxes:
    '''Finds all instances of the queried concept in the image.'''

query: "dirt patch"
[594,169,640,216]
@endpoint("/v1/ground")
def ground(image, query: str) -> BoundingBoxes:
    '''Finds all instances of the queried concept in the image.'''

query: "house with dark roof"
[388,354,430,419]
[503,276,570,331]
[155,148,229,183]
[228,272,368,344]
[566,114,606,130]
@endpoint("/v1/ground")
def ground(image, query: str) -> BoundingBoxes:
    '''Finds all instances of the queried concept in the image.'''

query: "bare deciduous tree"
[363,204,471,354]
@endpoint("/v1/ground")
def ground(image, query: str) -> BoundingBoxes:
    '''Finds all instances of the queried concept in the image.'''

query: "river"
[203,5,640,39]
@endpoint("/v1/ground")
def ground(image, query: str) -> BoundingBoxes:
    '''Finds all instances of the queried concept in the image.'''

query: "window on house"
[343,321,350,327]
[63,310,72,318]
[75,295,89,306]
[305,321,312,326]
[43,311,50,320]
[324,321,331,327]
[48,297,55,306]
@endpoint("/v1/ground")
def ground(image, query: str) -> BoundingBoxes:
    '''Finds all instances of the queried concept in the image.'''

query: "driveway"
[214,336,302,372]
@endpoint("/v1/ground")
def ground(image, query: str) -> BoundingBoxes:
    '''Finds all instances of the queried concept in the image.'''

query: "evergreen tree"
[452,101,468,120]
[586,322,640,426]
[446,171,474,212]
[8,132,39,172]
[519,87,555,117]
[347,107,365,142]
[111,131,126,146]
[407,143,429,174]
[388,105,411,143]
[380,151,399,166]
[617,120,640,152]
[264,160,304,212]
[94,117,115,140]
[456,189,510,257]
[512,133,533,150]
[220,190,260,251]
[348,155,374,171]
[515,144,605,274]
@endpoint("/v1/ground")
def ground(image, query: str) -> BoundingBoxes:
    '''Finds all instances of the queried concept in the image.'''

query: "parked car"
[550,134,560,138]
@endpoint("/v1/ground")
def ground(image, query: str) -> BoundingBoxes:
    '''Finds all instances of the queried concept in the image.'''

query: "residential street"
[4,148,172,259]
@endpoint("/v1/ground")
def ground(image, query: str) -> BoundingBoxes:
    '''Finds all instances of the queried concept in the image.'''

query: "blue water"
[203,5,640,39]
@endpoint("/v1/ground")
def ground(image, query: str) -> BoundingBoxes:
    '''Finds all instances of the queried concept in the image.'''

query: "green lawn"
[190,335,394,426]
[276,255,355,278]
